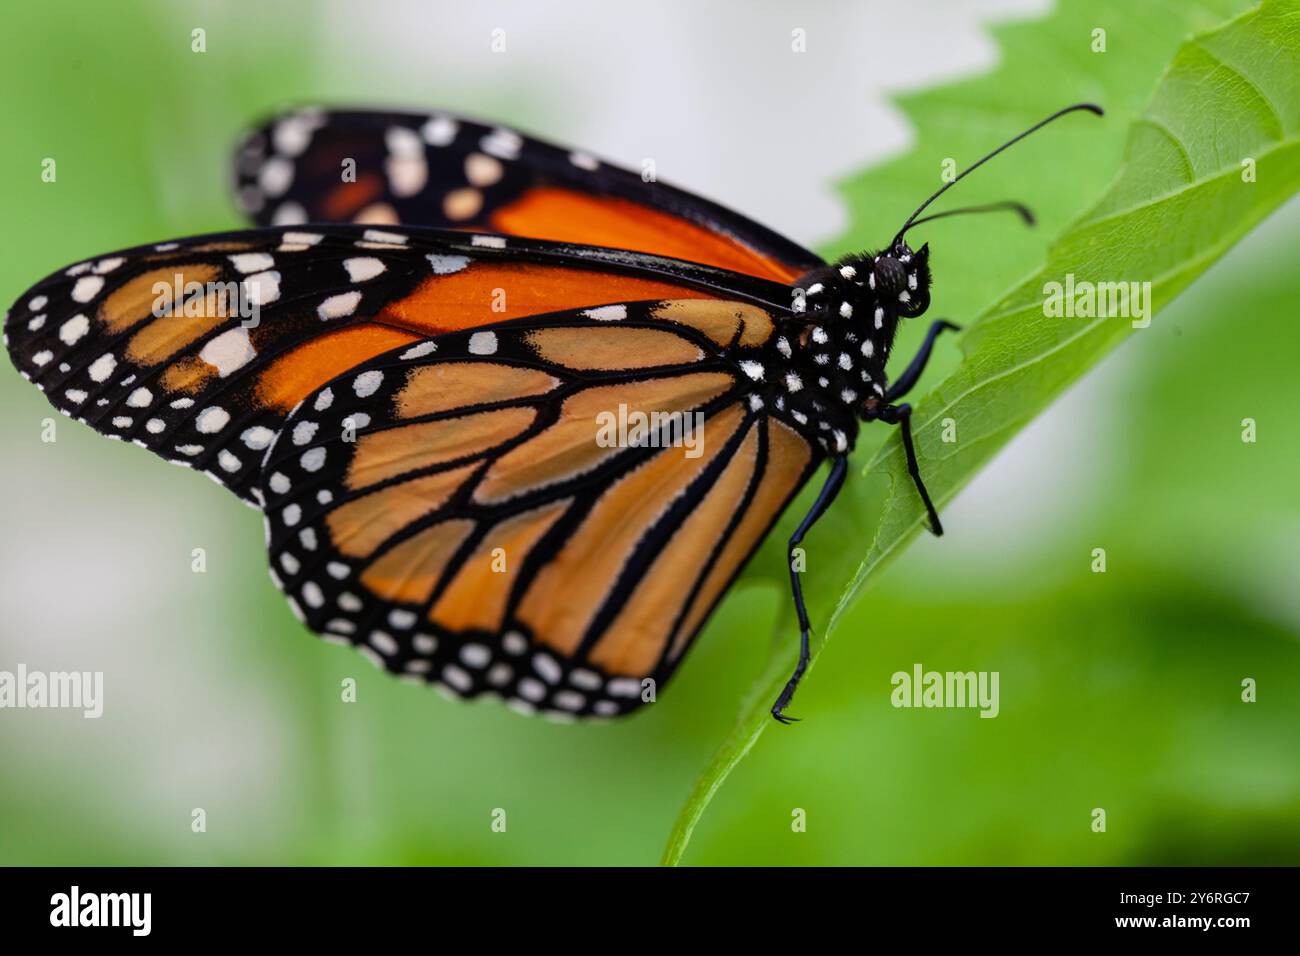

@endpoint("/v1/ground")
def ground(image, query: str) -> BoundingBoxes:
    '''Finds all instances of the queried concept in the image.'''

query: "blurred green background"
[1,0,1297,865]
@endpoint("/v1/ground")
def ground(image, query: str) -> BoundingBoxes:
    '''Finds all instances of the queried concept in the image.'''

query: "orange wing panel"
[490,187,801,283]
[255,263,720,416]
[376,261,716,336]
[256,325,421,412]
[321,173,387,221]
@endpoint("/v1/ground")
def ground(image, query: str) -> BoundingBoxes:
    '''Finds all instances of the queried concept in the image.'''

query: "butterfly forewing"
[5,225,778,504]
[259,300,820,718]
[234,108,822,282]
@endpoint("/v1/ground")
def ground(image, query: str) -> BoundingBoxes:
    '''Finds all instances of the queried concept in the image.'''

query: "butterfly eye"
[875,255,908,295]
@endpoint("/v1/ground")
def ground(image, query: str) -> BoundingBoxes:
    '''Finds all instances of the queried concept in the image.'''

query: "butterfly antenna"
[901,200,1036,236]
[891,103,1103,247]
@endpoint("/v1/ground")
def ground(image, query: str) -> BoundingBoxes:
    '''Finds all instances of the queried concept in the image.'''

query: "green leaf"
[664,0,1300,866]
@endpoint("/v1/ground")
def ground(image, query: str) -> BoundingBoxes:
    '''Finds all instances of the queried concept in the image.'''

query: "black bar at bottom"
[0,866,1286,940]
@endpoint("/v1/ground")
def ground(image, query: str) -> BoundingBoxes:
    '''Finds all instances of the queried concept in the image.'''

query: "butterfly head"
[790,239,931,364]
[793,240,930,327]
[842,240,931,318]
[779,243,932,450]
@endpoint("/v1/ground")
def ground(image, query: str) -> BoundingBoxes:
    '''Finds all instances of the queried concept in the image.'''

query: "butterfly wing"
[233,108,823,282]
[5,225,788,505]
[260,299,821,717]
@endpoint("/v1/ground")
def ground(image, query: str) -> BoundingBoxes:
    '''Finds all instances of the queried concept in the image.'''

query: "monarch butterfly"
[4,102,1100,722]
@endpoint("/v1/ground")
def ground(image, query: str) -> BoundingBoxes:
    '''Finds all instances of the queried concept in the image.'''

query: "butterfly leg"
[884,319,960,402]
[878,402,944,537]
[772,454,849,724]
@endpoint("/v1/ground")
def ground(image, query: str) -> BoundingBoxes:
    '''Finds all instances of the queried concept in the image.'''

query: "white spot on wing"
[607,677,641,698]
[386,152,428,197]
[480,128,522,160]
[464,152,504,186]
[388,609,417,629]
[241,270,280,306]
[401,341,438,360]
[230,252,274,274]
[126,387,153,408]
[301,580,323,607]
[343,257,386,282]
[468,331,497,355]
[281,231,323,246]
[258,157,294,197]
[195,406,231,434]
[385,125,423,158]
[353,370,383,397]
[241,425,275,450]
[371,630,399,655]
[71,276,104,303]
[582,304,626,321]
[58,314,89,345]
[427,254,469,274]
[199,328,256,377]
[317,290,362,320]
[273,117,315,156]
[292,421,318,445]
[421,114,458,146]
[569,151,599,170]
[460,644,491,668]
[362,229,406,245]
[517,677,546,701]
[87,353,116,382]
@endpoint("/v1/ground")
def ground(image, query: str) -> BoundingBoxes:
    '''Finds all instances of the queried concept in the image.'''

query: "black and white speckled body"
[760,241,932,455]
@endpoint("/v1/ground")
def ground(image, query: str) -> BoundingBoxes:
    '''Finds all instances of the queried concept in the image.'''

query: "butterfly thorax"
[773,242,932,453]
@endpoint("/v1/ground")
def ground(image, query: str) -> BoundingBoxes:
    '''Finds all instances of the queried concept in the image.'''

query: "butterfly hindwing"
[260,299,821,718]
[234,107,823,283]
[5,225,787,504]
